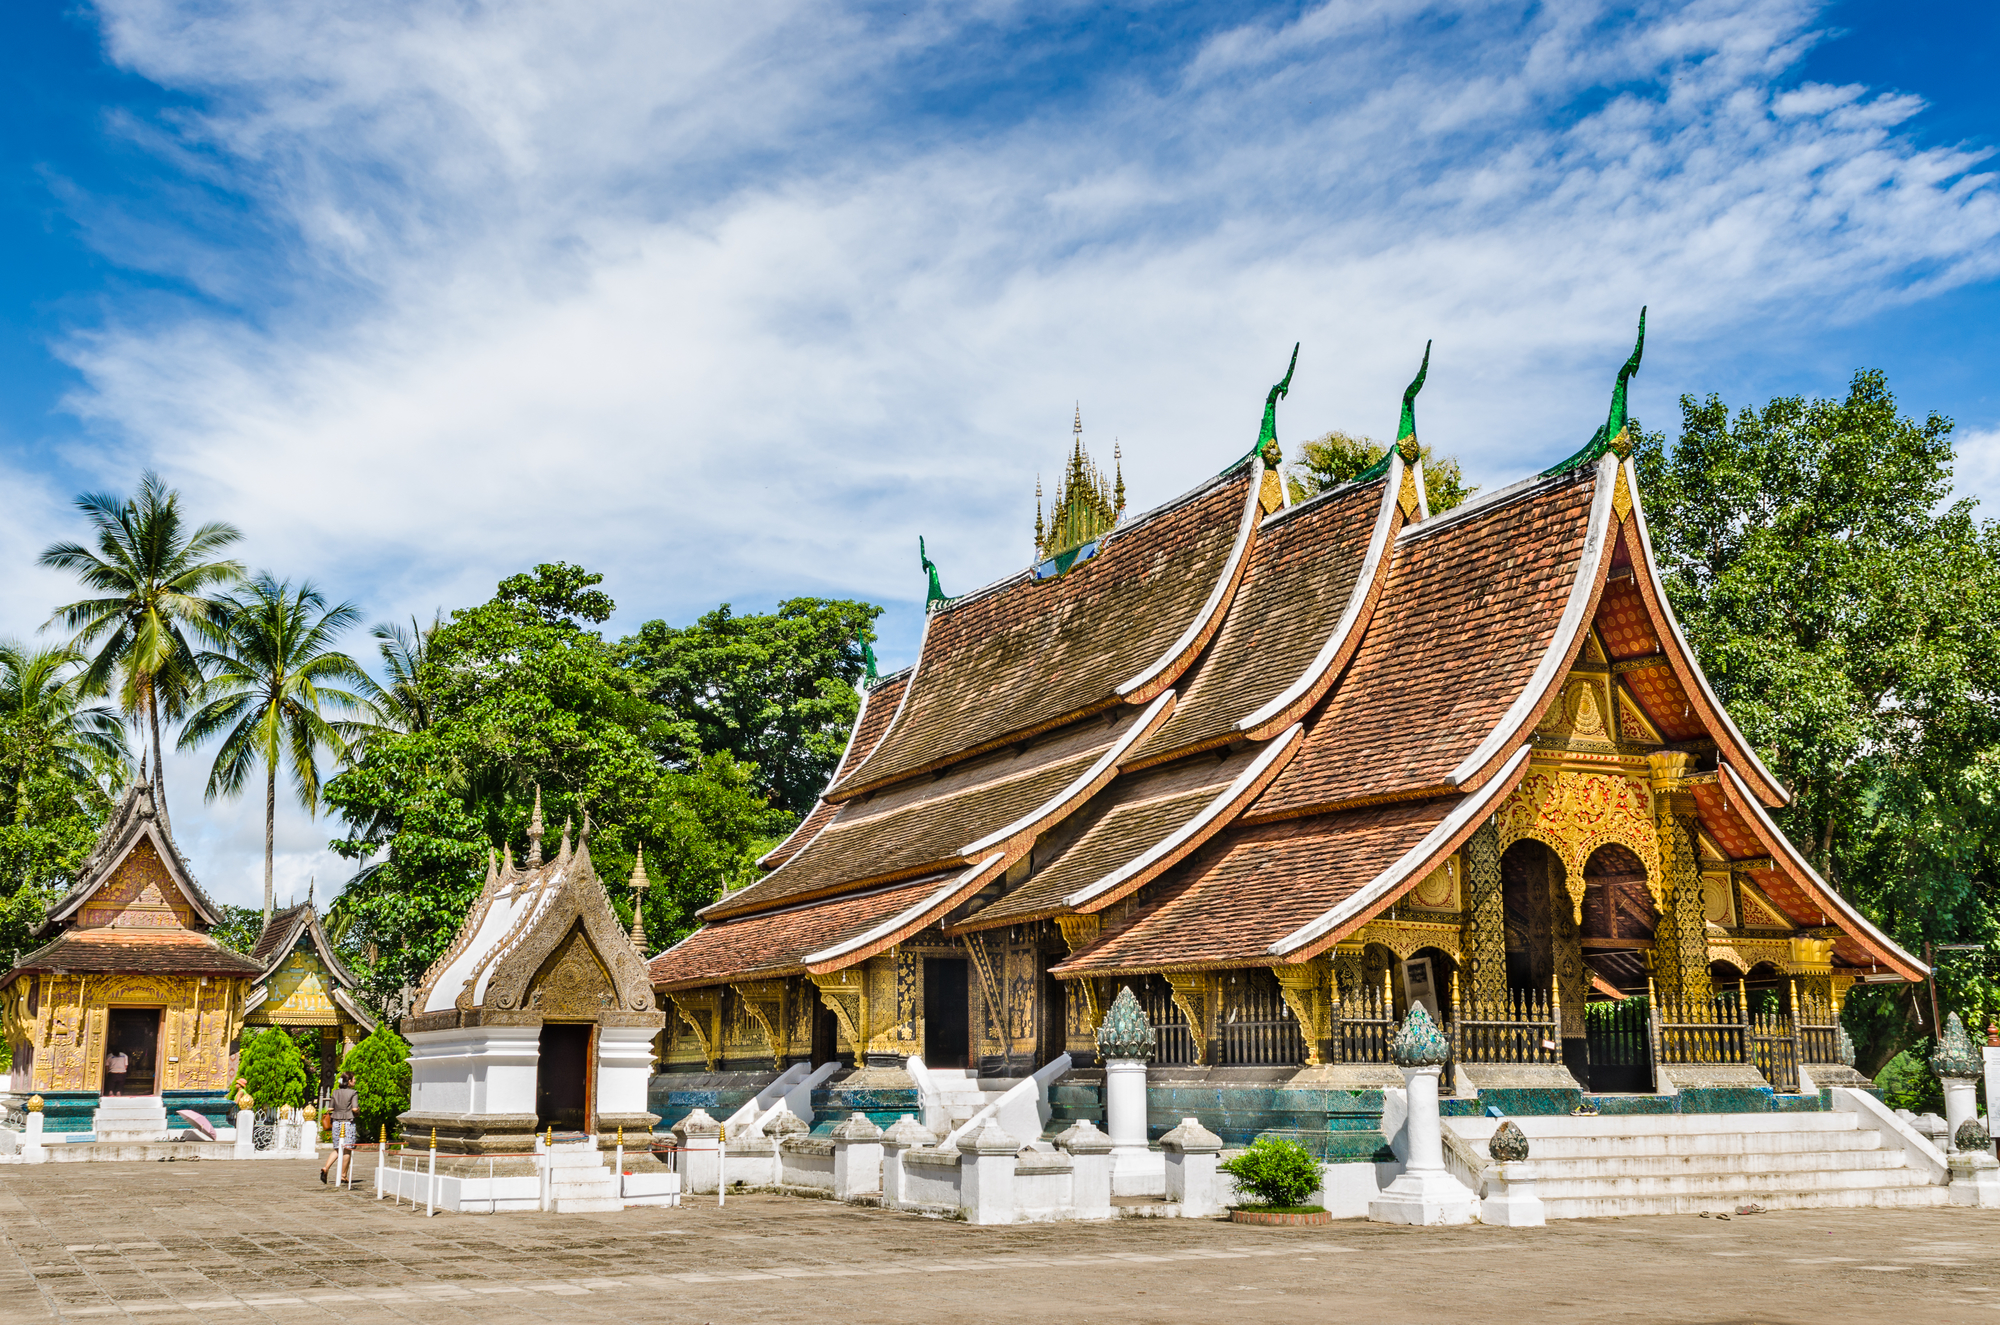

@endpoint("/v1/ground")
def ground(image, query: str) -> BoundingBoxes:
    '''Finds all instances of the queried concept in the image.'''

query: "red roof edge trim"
[1446,453,1618,790]
[1115,457,1266,704]
[1239,455,1406,742]
[959,689,1178,859]
[826,616,933,804]
[1624,458,1790,808]
[803,852,1008,975]
[1719,763,1925,980]
[1270,744,1534,960]
[1067,723,1305,915]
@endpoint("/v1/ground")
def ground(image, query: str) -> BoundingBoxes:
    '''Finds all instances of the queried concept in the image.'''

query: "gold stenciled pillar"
[1647,752,1711,1003]
[1548,851,1586,1039]
[1462,820,1507,1008]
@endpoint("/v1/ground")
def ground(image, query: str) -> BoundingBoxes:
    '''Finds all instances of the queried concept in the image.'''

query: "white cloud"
[15,0,2000,906]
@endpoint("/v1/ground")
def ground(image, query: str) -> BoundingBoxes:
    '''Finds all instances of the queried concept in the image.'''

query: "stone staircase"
[544,1141,623,1213]
[92,1096,169,1143]
[1455,1112,1949,1219]
[925,1069,1011,1133]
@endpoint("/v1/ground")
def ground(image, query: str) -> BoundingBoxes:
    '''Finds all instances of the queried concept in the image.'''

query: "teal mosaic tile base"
[163,1089,232,1130]
[811,1086,918,1133]
[36,1092,99,1133]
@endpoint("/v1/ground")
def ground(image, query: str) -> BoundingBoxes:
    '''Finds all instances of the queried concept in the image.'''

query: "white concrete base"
[93,1096,170,1143]
[1480,1161,1545,1227]
[1367,1166,1479,1225]
[1948,1152,2000,1208]
[1110,1148,1165,1197]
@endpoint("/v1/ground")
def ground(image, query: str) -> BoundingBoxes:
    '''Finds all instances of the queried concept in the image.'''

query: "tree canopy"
[1635,369,2000,1069]
[1286,429,1476,512]
[324,564,811,997]
[613,598,880,817]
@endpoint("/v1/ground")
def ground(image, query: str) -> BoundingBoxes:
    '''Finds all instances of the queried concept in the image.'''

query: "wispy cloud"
[20,0,2000,905]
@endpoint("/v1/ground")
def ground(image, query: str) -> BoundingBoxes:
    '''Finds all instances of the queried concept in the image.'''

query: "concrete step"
[1517,1129,1883,1160]
[1541,1182,1951,1219]
[1527,1148,1911,1181]
[1496,1112,1861,1138]
[554,1196,624,1213]
[1534,1164,1935,1201]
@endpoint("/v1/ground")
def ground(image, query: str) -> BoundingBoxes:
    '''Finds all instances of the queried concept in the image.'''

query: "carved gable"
[527,923,617,1017]
[78,839,194,931]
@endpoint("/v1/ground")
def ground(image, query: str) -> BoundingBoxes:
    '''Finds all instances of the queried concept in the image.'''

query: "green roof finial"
[1603,307,1646,457]
[1395,340,1431,461]
[919,537,946,610]
[860,633,879,687]
[1253,342,1300,464]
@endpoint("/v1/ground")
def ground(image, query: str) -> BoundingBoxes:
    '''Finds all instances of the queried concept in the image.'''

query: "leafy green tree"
[208,905,267,957]
[614,598,880,817]
[1873,1043,1945,1116]
[0,644,129,959]
[179,576,371,922]
[238,1025,312,1109]
[339,1024,412,1141]
[1635,370,2000,1072]
[325,564,793,995]
[1286,430,1476,513]
[38,471,244,832]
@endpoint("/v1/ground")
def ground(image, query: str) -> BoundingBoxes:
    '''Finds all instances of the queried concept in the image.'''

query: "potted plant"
[1219,1136,1329,1225]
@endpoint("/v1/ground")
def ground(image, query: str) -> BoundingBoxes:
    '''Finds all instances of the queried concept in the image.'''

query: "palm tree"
[39,471,244,831]
[0,642,131,819]
[178,576,370,921]
[354,613,441,740]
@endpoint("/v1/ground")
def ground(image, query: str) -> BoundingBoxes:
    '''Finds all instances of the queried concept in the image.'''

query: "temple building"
[243,897,375,1098]
[0,781,261,1135]
[399,801,663,1155]
[649,327,1922,1153]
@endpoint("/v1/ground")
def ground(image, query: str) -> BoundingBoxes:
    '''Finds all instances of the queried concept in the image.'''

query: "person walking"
[320,1072,359,1186]
[105,1050,129,1095]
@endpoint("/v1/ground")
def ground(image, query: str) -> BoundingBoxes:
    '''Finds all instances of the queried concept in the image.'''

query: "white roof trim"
[827,605,932,796]
[1116,459,1263,698]
[1446,452,1618,788]
[1626,458,1789,806]
[1719,763,1924,975]
[1238,453,1403,734]
[960,690,1175,856]
[802,852,1005,967]
[1270,745,1532,957]
[1063,723,1303,910]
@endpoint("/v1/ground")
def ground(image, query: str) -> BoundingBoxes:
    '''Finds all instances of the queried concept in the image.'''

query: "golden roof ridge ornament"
[1034,404,1126,569]
[628,845,651,953]
[1544,307,1646,476]
[526,785,545,867]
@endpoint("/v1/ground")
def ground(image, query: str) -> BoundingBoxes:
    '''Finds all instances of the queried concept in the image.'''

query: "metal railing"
[1332,973,1396,1065]
[1139,979,1198,1066]
[1217,972,1305,1067]
[1451,973,1561,1066]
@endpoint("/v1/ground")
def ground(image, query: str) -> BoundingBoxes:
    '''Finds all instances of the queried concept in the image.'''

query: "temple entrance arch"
[536,1023,592,1131]
[1500,839,1560,995]
[105,1007,161,1096]
[1580,843,1658,996]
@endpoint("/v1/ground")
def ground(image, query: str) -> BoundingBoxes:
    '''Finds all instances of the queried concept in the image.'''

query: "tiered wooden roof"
[244,900,376,1031]
[651,380,1925,995]
[1,781,263,986]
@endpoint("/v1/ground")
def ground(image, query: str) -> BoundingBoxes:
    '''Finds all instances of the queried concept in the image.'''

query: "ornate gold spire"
[628,845,651,952]
[1036,406,1124,562]
[526,785,545,867]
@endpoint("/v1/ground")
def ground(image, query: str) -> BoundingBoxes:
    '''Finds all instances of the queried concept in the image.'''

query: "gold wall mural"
[76,839,193,931]
[2,971,245,1094]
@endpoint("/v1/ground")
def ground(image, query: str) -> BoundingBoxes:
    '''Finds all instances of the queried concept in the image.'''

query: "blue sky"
[3,0,1997,910]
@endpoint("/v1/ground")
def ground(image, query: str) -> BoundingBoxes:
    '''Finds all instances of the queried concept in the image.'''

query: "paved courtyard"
[0,1158,1995,1324]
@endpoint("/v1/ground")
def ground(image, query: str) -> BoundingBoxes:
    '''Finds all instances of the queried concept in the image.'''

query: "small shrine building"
[400,807,663,1155]
[648,326,1923,1120]
[0,782,261,1132]
[243,898,375,1098]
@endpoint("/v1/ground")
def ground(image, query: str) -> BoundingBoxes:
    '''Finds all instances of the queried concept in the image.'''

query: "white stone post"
[880,1115,936,1210]
[1096,986,1156,1175]
[1483,1162,1545,1225]
[1933,1013,1983,1154]
[1984,1040,2000,1142]
[1369,1006,1478,1226]
[830,1112,884,1201]
[23,1107,46,1165]
[296,1109,320,1157]
[1160,1117,1223,1217]
[958,1120,1018,1226]
[1056,1120,1114,1220]
[233,1110,255,1159]
[674,1108,723,1195]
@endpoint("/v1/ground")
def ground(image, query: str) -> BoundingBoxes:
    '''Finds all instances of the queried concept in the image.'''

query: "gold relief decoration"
[1407,855,1461,911]
[1164,971,1210,1065]
[1788,934,1835,974]
[808,970,866,1057]
[960,932,1010,1058]
[669,989,723,1070]
[1054,914,1101,953]
[731,981,790,1068]
[78,840,194,930]
[1462,822,1506,1007]
[1707,937,1792,977]
[1494,767,1661,919]
[1271,962,1331,1066]
[1616,685,1663,745]
[524,923,618,1016]
[1652,779,1711,1002]
[1700,870,1737,928]
[1612,462,1634,524]
[1355,918,1463,961]
[1736,877,1790,929]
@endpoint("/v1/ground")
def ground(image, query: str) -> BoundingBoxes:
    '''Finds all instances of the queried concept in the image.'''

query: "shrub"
[1219,1136,1322,1208]
[1875,1044,1944,1116]
[340,1024,412,1141]
[239,1026,312,1110]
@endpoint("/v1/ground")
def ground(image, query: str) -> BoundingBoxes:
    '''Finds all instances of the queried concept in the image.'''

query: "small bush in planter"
[1220,1136,1324,1211]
